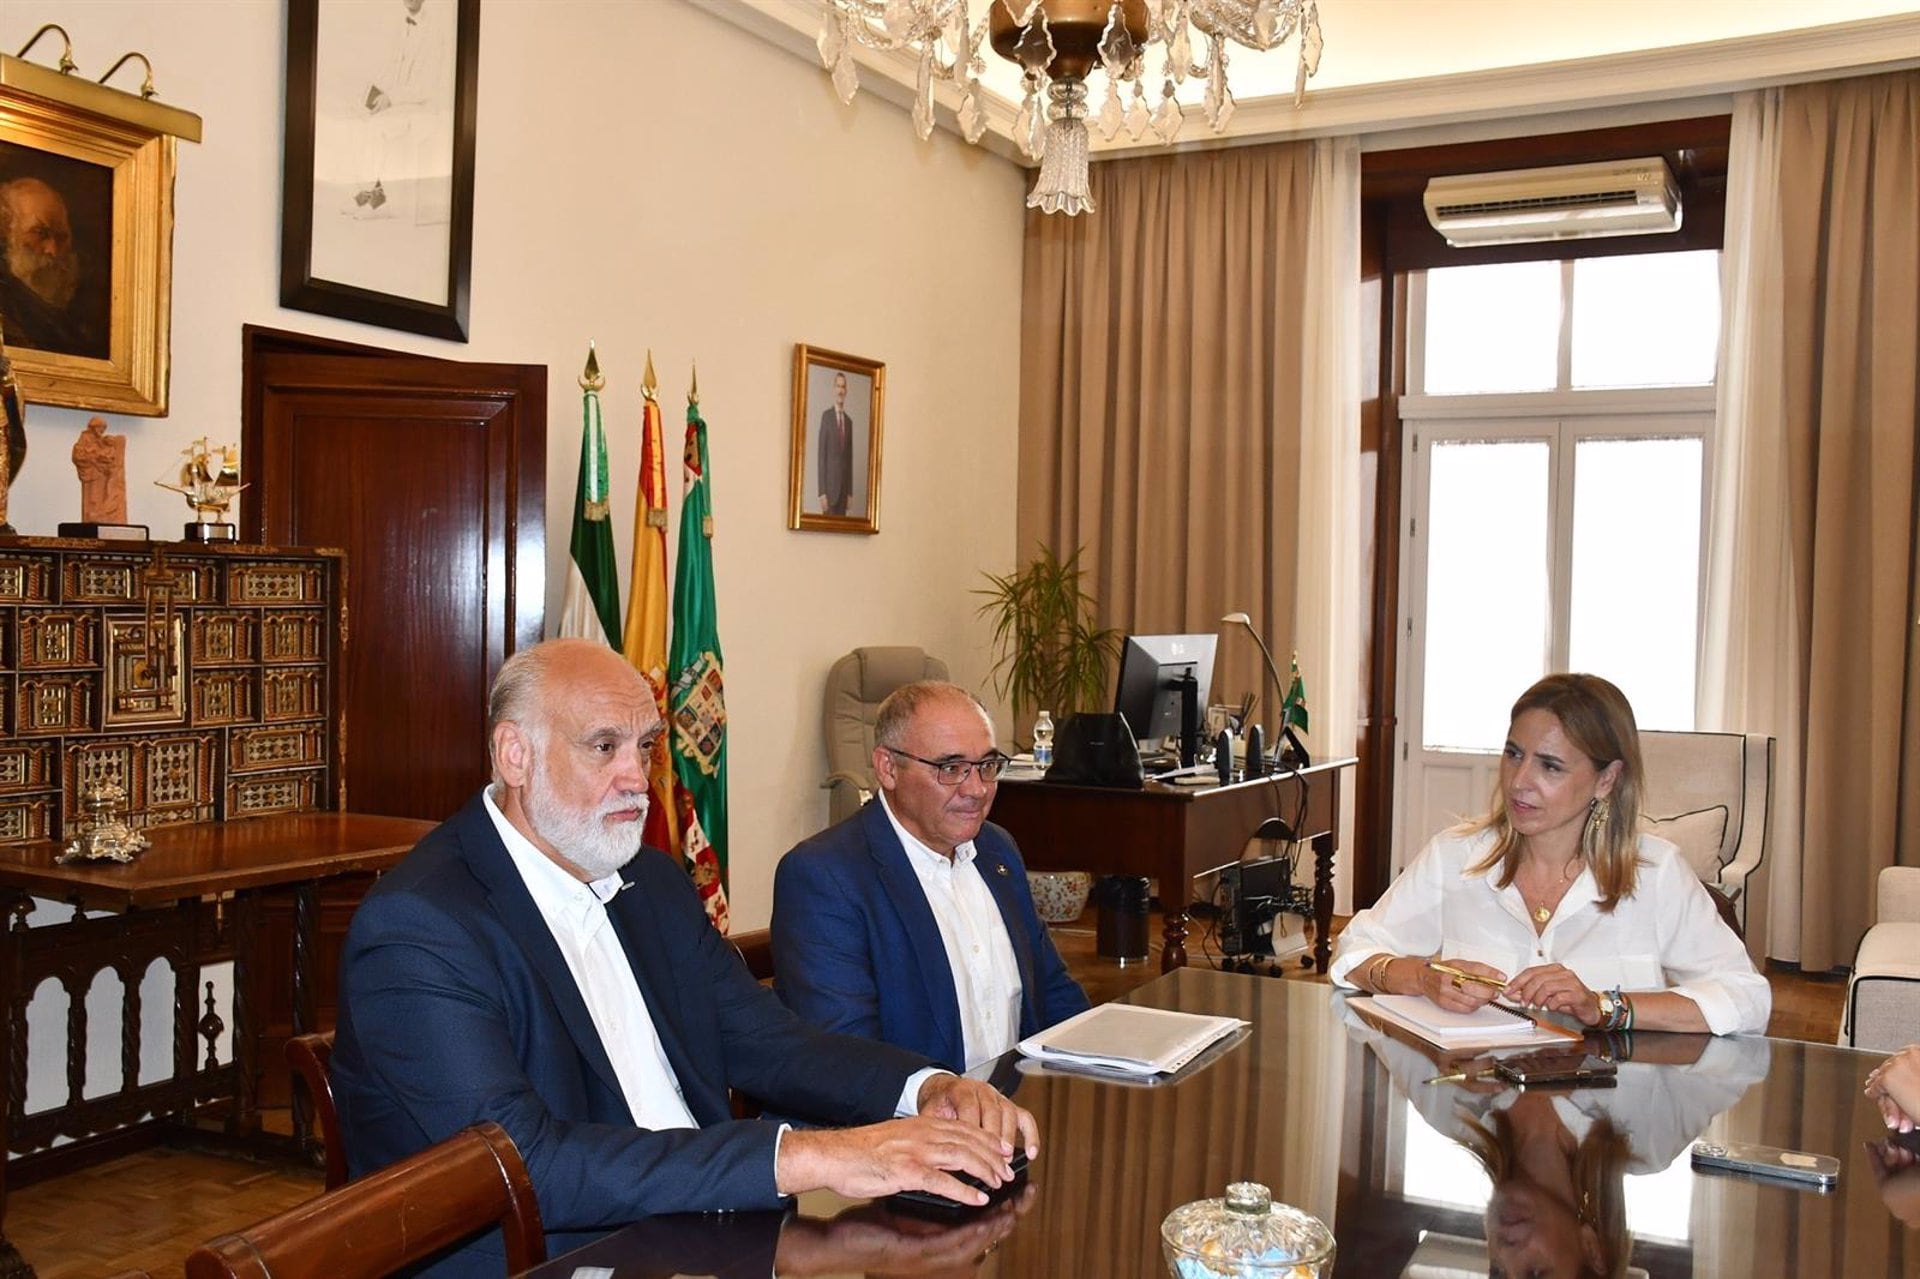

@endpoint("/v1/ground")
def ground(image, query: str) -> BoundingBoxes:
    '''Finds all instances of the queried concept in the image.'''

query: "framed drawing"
[0,50,201,415]
[281,0,480,342]
[789,344,884,534]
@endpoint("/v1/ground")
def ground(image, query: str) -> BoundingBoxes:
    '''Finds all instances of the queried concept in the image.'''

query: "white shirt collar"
[483,786,626,931]
[877,789,977,869]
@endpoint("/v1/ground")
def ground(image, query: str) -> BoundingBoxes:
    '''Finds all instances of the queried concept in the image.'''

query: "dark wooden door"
[242,331,545,821]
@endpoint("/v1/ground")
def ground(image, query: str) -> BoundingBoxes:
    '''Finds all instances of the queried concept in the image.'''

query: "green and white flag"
[668,380,730,930]
[556,363,622,648]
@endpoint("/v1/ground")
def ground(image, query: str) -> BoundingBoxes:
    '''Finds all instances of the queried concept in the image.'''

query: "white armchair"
[1637,730,1773,960]
[1840,866,1920,1052]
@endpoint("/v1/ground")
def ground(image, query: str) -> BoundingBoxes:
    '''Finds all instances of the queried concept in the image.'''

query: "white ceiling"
[711,0,1920,158]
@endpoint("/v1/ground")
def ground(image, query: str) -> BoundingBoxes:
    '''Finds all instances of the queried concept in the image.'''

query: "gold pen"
[1426,961,1507,992]
[1422,1071,1491,1085]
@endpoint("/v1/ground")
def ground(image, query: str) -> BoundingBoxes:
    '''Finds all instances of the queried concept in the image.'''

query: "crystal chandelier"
[817,0,1324,216]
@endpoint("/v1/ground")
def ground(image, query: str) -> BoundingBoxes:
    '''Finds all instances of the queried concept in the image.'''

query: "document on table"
[1018,1003,1248,1077]
[1355,993,1580,1050]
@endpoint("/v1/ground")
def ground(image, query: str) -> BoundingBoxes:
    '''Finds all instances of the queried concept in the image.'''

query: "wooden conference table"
[989,760,1355,972]
[526,969,1918,1279]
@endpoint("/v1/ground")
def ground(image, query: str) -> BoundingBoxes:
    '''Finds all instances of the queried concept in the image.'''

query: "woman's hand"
[1865,1045,1920,1132]
[1505,963,1604,1026]
[1417,959,1508,1013]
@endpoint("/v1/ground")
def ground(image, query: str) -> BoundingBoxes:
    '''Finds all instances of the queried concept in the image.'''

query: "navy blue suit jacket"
[770,800,1089,1073]
[333,793,928,1277]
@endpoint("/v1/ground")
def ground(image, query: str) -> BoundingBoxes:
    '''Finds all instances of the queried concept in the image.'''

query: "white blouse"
[1331,828,1771,1036]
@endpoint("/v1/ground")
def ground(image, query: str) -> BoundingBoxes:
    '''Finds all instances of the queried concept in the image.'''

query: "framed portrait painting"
[789,344,883,535]
[0,54,197,415]
[281,0,480,341]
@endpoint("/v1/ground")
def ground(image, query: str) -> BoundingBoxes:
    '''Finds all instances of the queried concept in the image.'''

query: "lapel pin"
[995,863,1009,876]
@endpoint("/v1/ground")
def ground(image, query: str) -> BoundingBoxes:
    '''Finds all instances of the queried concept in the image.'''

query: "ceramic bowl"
[1027,870,1093,923]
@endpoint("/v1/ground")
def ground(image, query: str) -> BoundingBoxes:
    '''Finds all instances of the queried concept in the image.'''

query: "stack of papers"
[1018,1003,1247,1077]
[1357,993,1578,1050]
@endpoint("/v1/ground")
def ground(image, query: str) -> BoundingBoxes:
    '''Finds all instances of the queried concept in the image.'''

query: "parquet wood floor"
[6,909,1848,1278]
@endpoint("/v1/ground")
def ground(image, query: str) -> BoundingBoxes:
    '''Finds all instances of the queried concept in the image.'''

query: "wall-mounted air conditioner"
[1423,157,1681,247]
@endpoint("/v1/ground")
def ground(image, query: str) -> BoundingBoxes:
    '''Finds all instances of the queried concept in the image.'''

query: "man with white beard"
[333,639,1036,1278]
[0,178,100,358]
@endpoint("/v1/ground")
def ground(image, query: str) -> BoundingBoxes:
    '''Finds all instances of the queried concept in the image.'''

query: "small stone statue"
[72,415,127,524]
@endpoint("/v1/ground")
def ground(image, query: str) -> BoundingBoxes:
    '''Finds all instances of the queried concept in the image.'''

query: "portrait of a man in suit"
[791,346,882,533]
[817,370,855,516]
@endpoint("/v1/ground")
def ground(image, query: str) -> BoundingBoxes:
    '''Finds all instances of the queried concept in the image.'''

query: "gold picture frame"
[789,344,884,535]
[0,51,198,415]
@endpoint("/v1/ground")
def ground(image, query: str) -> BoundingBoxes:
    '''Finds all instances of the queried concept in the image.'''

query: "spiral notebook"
[1018,1004,1247,1077]
[1356,993,1581,1050]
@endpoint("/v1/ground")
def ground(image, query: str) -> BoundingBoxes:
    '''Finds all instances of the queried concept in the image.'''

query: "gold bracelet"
[1367,953,1395,994]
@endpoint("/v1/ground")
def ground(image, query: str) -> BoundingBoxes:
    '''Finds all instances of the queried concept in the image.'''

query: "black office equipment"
[1113,634,1217,767]
[1043,712,1144,789]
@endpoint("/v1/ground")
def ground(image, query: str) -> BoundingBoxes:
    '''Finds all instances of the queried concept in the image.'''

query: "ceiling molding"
[704,2,1920,167]
[695,0,1027,164]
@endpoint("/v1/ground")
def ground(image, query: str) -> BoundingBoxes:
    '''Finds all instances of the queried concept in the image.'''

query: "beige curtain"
[1702,70,1920,970]
[1015,139,1361,817]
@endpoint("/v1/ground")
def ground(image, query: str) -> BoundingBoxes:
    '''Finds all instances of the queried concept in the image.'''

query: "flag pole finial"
[579,341,604,393]
[688,361,699,407]
[643,349,658,400]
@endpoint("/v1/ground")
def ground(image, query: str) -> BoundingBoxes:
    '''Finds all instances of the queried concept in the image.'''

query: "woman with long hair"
[1332,673,1768,1035]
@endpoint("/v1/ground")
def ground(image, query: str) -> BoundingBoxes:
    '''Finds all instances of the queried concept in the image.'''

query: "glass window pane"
[1423,262,1561,395]
[1422,439,1550,750]
[1571,251,1720,388]
[1568,436,1703,730]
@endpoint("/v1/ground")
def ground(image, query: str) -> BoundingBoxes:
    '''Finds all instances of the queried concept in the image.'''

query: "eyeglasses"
[884,747,1011,786]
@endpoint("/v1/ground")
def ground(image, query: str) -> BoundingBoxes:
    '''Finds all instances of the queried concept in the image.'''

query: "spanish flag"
[622,352,680,860]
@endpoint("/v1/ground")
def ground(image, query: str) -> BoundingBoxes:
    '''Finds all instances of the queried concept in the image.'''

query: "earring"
[1587,797,1611,843]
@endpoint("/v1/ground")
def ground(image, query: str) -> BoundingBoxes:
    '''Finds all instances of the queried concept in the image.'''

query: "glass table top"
[524,968,1918,1278]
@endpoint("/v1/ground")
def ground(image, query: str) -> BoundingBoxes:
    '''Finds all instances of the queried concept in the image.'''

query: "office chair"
[821,646,948,823]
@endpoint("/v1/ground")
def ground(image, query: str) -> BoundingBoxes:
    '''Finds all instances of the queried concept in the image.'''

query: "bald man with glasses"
[773,681,1088,1073]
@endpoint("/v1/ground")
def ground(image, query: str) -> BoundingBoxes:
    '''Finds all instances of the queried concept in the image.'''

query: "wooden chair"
[728,928,775,1118]
[286,1030,346,1189]
[185,1121,545,1279]
[731,928,775,983]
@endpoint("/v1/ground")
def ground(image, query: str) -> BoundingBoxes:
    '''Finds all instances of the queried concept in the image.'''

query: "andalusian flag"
[556,345,622,647]
[622,352,679,860]
[668,369,730,931]
[1281,650,1311,736]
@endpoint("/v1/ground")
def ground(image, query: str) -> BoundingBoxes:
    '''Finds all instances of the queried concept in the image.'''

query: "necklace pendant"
[1533,904,1551,924]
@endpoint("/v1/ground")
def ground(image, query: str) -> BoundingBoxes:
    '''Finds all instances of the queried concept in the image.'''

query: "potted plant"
[976,544,1120,741]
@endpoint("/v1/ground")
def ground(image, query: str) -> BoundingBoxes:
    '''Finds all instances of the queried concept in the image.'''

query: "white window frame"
[1393,265,1716,871]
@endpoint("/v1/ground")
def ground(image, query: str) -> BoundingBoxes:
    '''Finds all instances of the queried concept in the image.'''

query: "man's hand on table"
[915,1074,1038,1161]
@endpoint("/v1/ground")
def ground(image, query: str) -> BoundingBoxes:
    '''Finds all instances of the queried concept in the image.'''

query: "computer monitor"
[1112,633,1217,767]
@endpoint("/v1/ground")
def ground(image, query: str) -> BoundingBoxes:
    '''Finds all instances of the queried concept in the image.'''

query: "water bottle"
[1032,710,1055,770]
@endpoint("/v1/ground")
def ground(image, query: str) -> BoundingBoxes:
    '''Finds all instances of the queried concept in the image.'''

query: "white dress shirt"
[878,792,1025,1070]
[483,788,698,1131]
[1331,827,1771,1036]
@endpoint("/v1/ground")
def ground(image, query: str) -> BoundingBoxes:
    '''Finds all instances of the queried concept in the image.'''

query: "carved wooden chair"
[184,1121,545,1279]
[285,1030,345,1189]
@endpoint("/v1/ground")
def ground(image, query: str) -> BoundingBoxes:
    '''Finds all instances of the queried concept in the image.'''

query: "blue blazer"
[771,800,1090,1073]
[333,794,928,1277]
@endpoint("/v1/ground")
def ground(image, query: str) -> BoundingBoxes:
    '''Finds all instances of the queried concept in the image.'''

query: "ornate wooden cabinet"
[0,538,344,844]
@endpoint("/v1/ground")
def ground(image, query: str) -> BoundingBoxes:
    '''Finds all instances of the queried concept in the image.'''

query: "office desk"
[0,812,431,1279]
[989,760,1355,972]
[528,970,1917,1279]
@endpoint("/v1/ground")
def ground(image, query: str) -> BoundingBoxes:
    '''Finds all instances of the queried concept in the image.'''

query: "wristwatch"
[1592,989,1617,1028]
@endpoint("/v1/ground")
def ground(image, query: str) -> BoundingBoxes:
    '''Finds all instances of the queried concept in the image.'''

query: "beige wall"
[2,0,1026,930]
